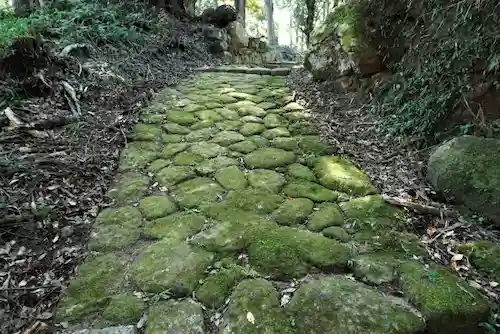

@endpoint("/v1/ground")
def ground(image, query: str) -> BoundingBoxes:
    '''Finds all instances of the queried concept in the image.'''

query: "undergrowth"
[0,0,159,54]
[371,0,500,139]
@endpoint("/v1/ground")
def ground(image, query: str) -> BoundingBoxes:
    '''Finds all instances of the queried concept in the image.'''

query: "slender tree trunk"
[305,0,316,47]
[289,14,293,46]
[264,0,276,45]
[213,0,218,6]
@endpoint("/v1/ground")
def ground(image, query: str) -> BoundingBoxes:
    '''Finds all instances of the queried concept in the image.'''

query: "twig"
[57,43,89,58]
[60,81,81,116]
[382,194,458,218]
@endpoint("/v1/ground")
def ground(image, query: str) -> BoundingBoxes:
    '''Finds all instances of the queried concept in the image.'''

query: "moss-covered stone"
[262,127,291,139]
[163,143,190,158]
[457,240,500,281]
[239,122,266,136]
[211,130,246,146]
[248,227,351,279]
[263,114,286,128]
[106,172,150,204]
[215,120,243,131]
[271,137,299,151]
[283,181,338,202]
[196,266,246,309]
[56,254,126,322]
[307,203,344,231]
[228,140,257,154]
[221,279,294,333]
[282,102,304,111]
[148,300,205,333]
[288,276,426,334]
[205,101,224,109]
[247,135,270,148]
[427,136,500,225]
[289,121,318,136]
[156,165,196,187]
[257,101,277,110]
[185,127,218,142]
[241,115,264,123]
[183,104,205,113]
[350,254,399,285]
[398,261,490,333]
[322,226,350,242]
[313,156,377,195]
[166,111,198,125]
[244,148,296,169]
[148,159,171,172]
[196,156,238,175]
[102,294,145,325]
[163,122,191,134]
[138,195,177,219]
[174,151,205,166]
[172,177,225,208]
[189,142,227,158]
[118,141,160,171]
[215,166,248,190]
[340,195,408,233]
[195,109,224,122]
[130,123,163,141]
[163,134,183,143]
[247,169,286,193]
[272,198,314,226]
[227,100,257,111]
[297,136,336,156]
[216,108,240,120]
[215,188,284,214]
[88,206,142,252]
[143,212,207,240]
[131,239,214,295]
[287,163,316,181]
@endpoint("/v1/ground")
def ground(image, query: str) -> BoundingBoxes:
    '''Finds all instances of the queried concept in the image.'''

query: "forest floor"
[48,66,498,333]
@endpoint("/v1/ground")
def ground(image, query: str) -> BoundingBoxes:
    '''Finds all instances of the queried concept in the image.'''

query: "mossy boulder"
[287,163,316,181]
[155,165,196,187]
[322,226,350,242]
[248,226,352,279]
[229,140,258,154]
[196,266,246,308]
[56,254,126,322]
[129,123,163,141]
[287,276,426,333]
[272,198,314,225]
[457,240,500,282]
[148,300,205,333]
[351,254,399,285]
[212,188,285,215]
[427,135,500,225]
[130,239,214,295]
[106,172,150,204]
[211,130,246,146]
[138,195,177,219]
[143,212,207,240]
[102,294,145,325]
[313,156,377,195]
[244,148,296,169]
[220,279,295,333]
[215,165,248,190]
[283,180,338,202]
[172,178,225,208]
[247,169,286,193]
[262,127,291,139]
[307,203,344,231]
[240,122,267,136]
[196,156,238,175]
[118,141,160,171]
[398,261,490,333]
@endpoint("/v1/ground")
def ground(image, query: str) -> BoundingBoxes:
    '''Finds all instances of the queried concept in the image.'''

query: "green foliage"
[0,0,157,52]
[373,0,500,138]
[0,10,29,51]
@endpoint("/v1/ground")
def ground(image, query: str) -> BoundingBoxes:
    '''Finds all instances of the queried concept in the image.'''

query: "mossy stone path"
[56,70,491,333]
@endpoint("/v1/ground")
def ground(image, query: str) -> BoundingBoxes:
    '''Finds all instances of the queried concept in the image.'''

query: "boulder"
[304,2,383,81]
[226,21,249,51]
[203,25,230,55]
[427,135,500,225]
[201,5,237,29]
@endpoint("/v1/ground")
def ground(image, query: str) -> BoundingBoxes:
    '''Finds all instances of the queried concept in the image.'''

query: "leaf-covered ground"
[53,68,493,333]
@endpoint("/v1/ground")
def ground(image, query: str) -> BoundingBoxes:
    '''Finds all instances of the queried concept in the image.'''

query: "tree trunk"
[149,0,187,18]
[289,14,293,46]
[264,0,276,45]
[234,0,246,26]
[184,0,196,15]
[304,0,316,48]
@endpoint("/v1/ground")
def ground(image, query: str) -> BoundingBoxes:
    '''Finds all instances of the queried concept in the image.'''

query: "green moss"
[240,122,267,136]
[106,172,150,204]
[131,240,214,295]
[241,115,264,123]
[247,135,270,148]
[172,178,225,209]
[247,169,286,193]
[213,188,284,215]
[398,262,490,333]
[289,121,318,136]
[56,254,126,322]
[195,109,224,122]
[283,180,338,202]
[102,294,145,325]
[351,254,399,285]
[263,114,286,128]
[248,226,352,279]
[272,137,300,151]
[155,165,196,187]
[322,226,350,242]
[139,195,177,219]
[183,103,205,113]
[262,127,291,139]
[148,159,171,172]
[340,195,408,233]
[215,166,248,190]
[148,300,205,333]
[216,108,240,120]
[163,134,183,143]
[196,156,238,175]
[163,122,191,134]
[222,279,295,333]
[215,120,243,131]
[143,212,207,240]
[129,123,163,141]
[244,148,296,169]
[272,198,314,225]
[288,276,426,333]
[307,203,344,231]
[297,136,336,156]
[118,141,160,171]
[196,266,246,308]
[166,111,198,125]
[185,127,218,142]
[229,140,258,154]
[211,130,246,146]
[287,163,316,181]
[163,143,190,158]
[314,156,377,195]
[457,241,500,281]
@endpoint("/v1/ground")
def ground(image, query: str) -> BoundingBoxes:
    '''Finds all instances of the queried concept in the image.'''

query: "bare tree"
[264,0,276,45]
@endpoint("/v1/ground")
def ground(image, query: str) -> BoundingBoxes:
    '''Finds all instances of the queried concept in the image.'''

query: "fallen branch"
[60,81,81,116]
[57,43,89,58]
[382,194,458,218]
